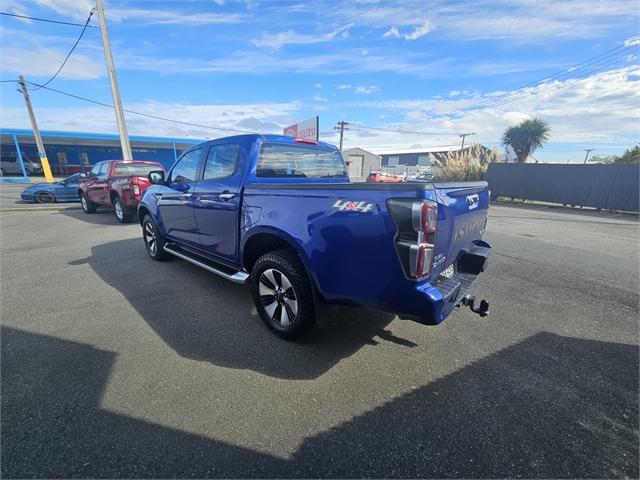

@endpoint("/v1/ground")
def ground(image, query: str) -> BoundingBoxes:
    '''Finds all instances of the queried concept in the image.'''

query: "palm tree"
[501,118,550,162]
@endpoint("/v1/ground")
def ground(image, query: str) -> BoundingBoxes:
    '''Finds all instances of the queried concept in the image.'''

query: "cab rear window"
[257,143,347,178]
[112,163,161,176]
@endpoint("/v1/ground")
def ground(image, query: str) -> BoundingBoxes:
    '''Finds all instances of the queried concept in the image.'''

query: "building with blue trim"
[0,128,204,181]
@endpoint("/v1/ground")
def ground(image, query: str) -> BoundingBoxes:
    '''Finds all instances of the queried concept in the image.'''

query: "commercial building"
[342,147,381,181]
[0,128,203,179]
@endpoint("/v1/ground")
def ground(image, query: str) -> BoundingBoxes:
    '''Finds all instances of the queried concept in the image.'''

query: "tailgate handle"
[467,194,479,210]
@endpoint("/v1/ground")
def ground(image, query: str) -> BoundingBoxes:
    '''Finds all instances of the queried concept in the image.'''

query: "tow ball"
[459,294,490,317]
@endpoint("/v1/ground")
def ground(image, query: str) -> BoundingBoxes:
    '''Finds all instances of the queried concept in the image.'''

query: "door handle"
[179,193,193,200]
[219,192,235,201]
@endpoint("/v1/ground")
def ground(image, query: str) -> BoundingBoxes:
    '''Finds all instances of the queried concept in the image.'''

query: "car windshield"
[257,143,347,178]
[112,163,160,176]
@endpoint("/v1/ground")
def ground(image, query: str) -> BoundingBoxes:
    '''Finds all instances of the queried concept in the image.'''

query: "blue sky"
[1,0,638,161]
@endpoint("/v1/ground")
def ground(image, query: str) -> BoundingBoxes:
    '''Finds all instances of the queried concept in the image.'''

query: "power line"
[24,81,261,135]
[351,125,460,136]
[0,11,98,28]
[29,8,95,92]
[0,79,18,83]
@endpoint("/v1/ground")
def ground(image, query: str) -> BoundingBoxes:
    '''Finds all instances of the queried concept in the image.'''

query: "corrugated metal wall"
[487,163,639,212]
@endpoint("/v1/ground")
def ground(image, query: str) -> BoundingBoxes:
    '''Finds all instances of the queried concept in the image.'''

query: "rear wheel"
[251,249,315,339]
[113,196,134,223]
[80,194,97,213]
[34,191,55,203]
[142,215,170,261]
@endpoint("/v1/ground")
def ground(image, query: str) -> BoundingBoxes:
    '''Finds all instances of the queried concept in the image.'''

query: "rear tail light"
[387,199,438,280]
[131,177,141,197]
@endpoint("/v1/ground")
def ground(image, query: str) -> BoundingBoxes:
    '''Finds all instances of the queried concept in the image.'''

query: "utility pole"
[335,121,349,151]
[459,132,475,151]
[583,148,594,164]
[18,76,54,182]
[96,0,132,160]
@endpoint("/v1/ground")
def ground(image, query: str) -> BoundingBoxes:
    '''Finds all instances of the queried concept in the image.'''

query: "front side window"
[90,163,101,176]
[203,144,239,180]
[65,174,80,185]
[98,162,110,176]
[257,143,346,178]
[171,148,201,183]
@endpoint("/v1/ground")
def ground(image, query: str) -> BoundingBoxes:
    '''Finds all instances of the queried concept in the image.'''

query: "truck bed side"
[242,181,489,324]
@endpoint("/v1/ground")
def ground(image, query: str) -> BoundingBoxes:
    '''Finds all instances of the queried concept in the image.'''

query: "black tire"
[80,193,97,213]
[142,214,170,261]
[34,191,56,204]
[113,196,134,223]
[251,249,315,339]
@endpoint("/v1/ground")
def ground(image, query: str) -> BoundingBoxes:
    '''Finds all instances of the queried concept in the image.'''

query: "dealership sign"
[283,116,319,142]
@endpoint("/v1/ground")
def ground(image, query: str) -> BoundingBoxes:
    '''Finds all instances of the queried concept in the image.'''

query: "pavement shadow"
[2,327,637,478]
[82,238,403,380]
[59,207,119,225]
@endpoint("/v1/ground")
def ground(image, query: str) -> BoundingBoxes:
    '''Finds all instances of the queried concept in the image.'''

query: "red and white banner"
[283,116,319,142]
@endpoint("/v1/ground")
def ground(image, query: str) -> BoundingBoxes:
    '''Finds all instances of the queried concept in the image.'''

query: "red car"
[78,160,163,223]
[366,171,405,183]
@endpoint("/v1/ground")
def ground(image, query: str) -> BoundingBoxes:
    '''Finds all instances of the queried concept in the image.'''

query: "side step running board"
[163,245,250,284]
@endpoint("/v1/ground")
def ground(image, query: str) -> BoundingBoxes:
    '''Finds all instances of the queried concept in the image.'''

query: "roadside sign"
[283,116,319,142]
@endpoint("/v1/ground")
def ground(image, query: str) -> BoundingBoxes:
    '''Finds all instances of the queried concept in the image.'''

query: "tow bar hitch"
[459,294,490,317]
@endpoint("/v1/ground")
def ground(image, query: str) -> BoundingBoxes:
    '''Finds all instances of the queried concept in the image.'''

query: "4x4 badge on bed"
[333,200,374,212]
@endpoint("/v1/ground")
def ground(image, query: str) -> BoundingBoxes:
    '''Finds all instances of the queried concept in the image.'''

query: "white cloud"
[336,66,640,155]
[336,0,637,43]
[624,36,640,47]
[382,26,400,39]
[252,24,353,50]
[383,21,433,41]
[34,0,243,25]
[404,20,433,40]
[0,46,103,79]
[315,83,322,88]
[0,100,302,139]
[355,85,379,94]
[337,84,352,90]
[313,94,328,102]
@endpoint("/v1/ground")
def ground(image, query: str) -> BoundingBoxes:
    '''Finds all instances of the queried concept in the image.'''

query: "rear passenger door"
[192,143,242,262]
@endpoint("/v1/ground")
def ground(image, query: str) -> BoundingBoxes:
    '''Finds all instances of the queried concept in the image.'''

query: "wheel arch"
[242,228,319,298]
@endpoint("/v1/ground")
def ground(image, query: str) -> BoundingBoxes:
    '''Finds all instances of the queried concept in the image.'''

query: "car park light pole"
[18,76,54,182]
[96,0,133,161]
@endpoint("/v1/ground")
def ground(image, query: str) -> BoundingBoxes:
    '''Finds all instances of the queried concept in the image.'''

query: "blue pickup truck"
[138,134,491,338]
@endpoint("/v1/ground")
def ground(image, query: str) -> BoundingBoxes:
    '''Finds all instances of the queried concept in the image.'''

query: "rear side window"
[112,163,161,176]
[203,144,239,180]
[257,143,347,178]
[171,149,201,183]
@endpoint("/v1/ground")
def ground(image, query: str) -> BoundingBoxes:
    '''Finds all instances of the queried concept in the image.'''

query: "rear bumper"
[394,241,491,325]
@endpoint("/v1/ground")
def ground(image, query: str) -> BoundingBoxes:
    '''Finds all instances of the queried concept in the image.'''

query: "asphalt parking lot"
[1,184,638,478]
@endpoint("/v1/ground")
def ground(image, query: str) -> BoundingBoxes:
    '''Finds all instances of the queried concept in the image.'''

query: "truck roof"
[196,134,337,150]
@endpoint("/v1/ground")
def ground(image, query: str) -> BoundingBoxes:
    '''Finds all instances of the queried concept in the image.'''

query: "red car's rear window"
[112,163,162,176]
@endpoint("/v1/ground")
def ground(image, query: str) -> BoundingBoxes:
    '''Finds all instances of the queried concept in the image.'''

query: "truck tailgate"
[431,182,490,277]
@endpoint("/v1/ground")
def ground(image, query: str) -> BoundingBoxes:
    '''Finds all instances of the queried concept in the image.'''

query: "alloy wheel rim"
[259,268,298,327]
[81,197,87,209]
[36,192,54,203]
[115,201,123,219]
[143,221,157,255]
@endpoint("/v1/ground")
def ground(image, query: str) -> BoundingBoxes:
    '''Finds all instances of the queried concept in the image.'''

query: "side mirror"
[148,170,166,185]
[79,172,88,178]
